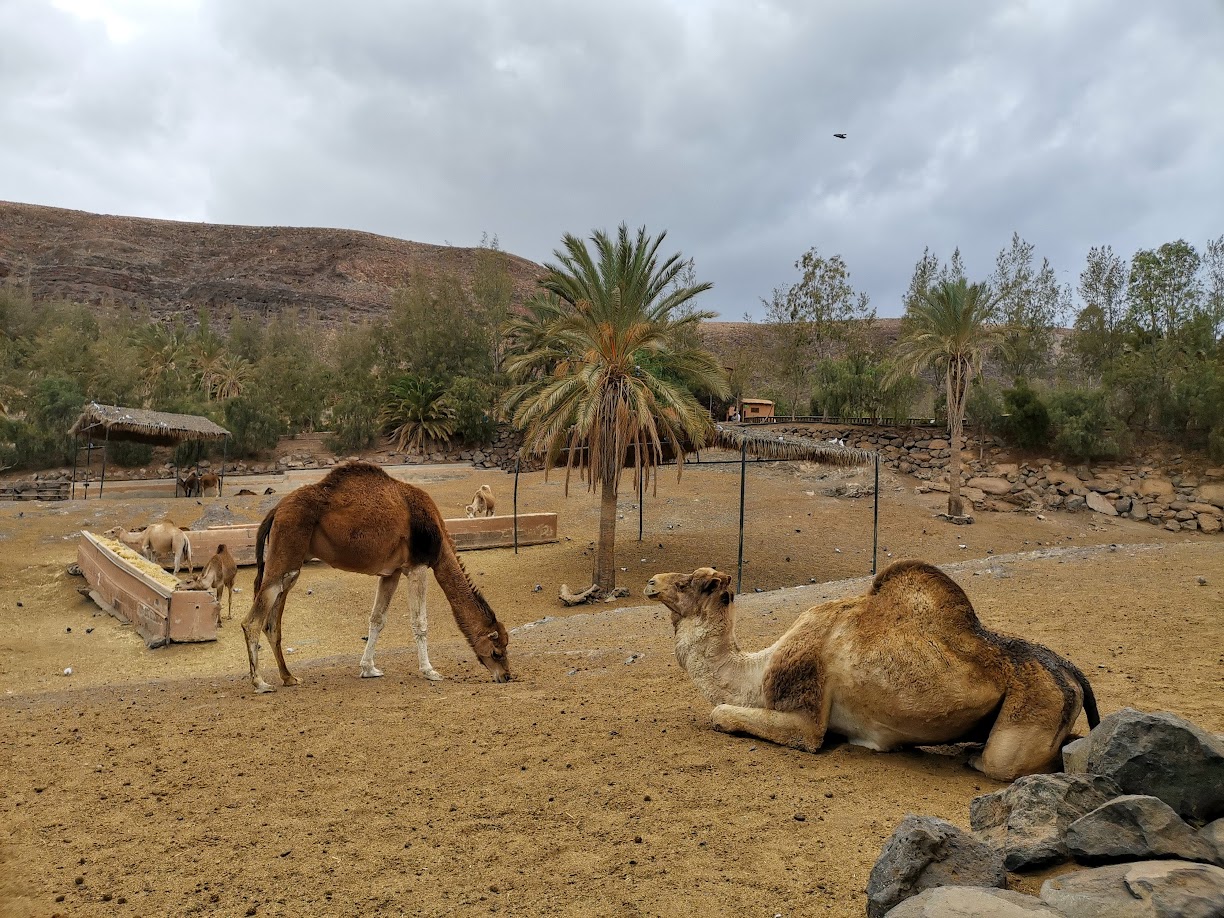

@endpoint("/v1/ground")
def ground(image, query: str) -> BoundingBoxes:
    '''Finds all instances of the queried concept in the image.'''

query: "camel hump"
[869,559,977,623]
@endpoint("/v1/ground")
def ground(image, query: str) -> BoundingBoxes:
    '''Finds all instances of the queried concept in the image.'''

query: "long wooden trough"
[76,513,557,649]
[77,531,219,648]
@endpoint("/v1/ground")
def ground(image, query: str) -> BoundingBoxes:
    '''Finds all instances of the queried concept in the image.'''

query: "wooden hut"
[68,402,231,498]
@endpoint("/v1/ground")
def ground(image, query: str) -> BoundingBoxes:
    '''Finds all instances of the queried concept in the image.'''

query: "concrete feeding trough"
[77,531,218,648]
[184,524,260,565]
[444,513,558,550]
[74,513,558,649]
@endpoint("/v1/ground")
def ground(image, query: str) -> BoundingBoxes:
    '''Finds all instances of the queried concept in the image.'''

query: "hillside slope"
[0,200,546,324]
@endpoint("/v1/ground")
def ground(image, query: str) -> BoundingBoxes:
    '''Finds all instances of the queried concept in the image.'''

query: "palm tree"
[380,375,456,453]
[889,278,1005,518]
[211,354,253,401]
[502,224,729,592]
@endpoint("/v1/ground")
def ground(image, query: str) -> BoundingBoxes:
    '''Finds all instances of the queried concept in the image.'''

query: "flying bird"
[833,133,847,139]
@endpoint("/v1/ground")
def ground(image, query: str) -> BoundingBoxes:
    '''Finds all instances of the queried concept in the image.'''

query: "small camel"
[106,523,193,575]
[242,462,510,693]
[179,544,238,623]
[465,484,495,518]
[644,560,1099,782]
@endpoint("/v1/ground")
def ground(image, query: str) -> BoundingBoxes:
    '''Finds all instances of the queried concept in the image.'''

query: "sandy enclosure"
[1,458,1221,917]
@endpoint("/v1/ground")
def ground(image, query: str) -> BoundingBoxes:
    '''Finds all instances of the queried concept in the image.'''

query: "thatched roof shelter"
[69,403,230,446]
[711,425,873,467]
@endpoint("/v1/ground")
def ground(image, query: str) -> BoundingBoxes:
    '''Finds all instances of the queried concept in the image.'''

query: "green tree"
[1071,245,1129,375]
[889,279,1005,518]
[384,280,493,381]
[990,233,1066,380]
[501,224,728,592]
[224,395,284,457]
[380,375,456,453]
[1126,240,1203,341]
[763,247,874,416]
[473,233,517,373]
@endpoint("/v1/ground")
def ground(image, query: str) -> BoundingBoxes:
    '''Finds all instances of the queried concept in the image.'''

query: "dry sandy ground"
[1,458,1221,917]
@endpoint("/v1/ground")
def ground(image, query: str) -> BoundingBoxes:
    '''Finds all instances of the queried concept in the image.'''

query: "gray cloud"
[1,0,1221,317]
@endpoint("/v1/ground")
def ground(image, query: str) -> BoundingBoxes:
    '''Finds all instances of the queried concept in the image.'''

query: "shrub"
[1000,383,1050,449]
[447,377,495,446]
[326,392,380,454]
[1048,388,1125,461]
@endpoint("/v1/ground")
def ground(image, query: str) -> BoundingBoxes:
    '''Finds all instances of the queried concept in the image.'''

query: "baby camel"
[179,544,237,623]
[465,484,495,518]
[644,560,1099,782]
[105,523,193,575]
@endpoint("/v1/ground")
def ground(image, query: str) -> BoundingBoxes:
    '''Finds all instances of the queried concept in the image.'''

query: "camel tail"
[1076,668,1100,728]
[254,506,277,594]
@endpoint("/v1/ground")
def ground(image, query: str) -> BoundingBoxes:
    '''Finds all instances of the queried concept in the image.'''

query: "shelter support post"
[872,451,879,575]
[99,428,109,498]
[638,465,644,542]
[737,440,747,594]
[513,457,520,555]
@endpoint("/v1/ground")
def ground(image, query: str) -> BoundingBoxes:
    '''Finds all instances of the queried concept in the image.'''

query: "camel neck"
[673,606,770,708]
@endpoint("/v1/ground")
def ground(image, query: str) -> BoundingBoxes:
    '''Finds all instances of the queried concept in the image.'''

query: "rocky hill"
[0,200,546,325]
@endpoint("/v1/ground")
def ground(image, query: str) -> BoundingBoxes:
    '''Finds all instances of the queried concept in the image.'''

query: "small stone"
[1198,576,1208,586]
[794,813,806,821]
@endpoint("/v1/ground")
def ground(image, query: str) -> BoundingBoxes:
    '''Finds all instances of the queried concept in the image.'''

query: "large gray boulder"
[1066,708,1224,825]
[970,773,1122,870]
[883,886,1060,916]
[1065,795,1217,865]
[866,815,1007,918]
[1201,818,1224,866]
[1040,859,1224,917]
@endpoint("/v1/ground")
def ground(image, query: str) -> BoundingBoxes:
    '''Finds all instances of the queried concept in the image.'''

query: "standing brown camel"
[645,560,1099,781]
[242,462,510,693]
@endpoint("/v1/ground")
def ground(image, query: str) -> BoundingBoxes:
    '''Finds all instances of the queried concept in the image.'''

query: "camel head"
[471,621,511,683]
[644,567,734,628]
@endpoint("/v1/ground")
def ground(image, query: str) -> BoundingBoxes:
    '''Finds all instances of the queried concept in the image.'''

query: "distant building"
[727,398,774,421]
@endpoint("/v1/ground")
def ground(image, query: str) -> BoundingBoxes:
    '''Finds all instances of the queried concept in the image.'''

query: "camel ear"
[719,589,733,606]
[700,574,723,595]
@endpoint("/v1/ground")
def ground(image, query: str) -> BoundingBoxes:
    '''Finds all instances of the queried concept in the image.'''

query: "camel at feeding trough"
[644,560,1099,782]
[465,484,495,518]
[105,523,193,575]
[242,461,510,693]
[180,470,220,497]
[179,544,238,624]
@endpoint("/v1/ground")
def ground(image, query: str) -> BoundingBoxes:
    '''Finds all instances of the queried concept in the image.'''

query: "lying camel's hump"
[861,559,981,635]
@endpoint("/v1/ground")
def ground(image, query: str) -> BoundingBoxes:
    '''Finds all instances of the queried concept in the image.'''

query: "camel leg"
[710,704,829,753]
[359,571,401,678]
[408,565,443,681]
[265,573,301,687]
[970,679,1075,782]
[242,570,299,694]
[225,584,233,620]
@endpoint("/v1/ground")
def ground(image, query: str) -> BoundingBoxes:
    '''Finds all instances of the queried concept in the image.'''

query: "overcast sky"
[2,1,1221,319]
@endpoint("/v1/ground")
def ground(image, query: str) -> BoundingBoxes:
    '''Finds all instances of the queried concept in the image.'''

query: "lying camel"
[644,560,1099,782]
[179,544,237,623]
[465,484,495,518]
[243,461,510,693]
[105,523,193,575]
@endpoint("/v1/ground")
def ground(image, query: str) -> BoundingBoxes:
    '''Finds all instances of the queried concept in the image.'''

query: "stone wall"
[768,423,1224,536]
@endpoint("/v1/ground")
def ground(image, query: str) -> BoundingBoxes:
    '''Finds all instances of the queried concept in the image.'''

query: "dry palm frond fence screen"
[67,403,232,499]
[512,426,878,592]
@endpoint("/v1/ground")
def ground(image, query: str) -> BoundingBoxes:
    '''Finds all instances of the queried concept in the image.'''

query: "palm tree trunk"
[594,475,618,591]
[946,360,965,517]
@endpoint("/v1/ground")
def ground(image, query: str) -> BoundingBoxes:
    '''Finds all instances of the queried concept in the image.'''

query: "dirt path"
[1,460,1221,916]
